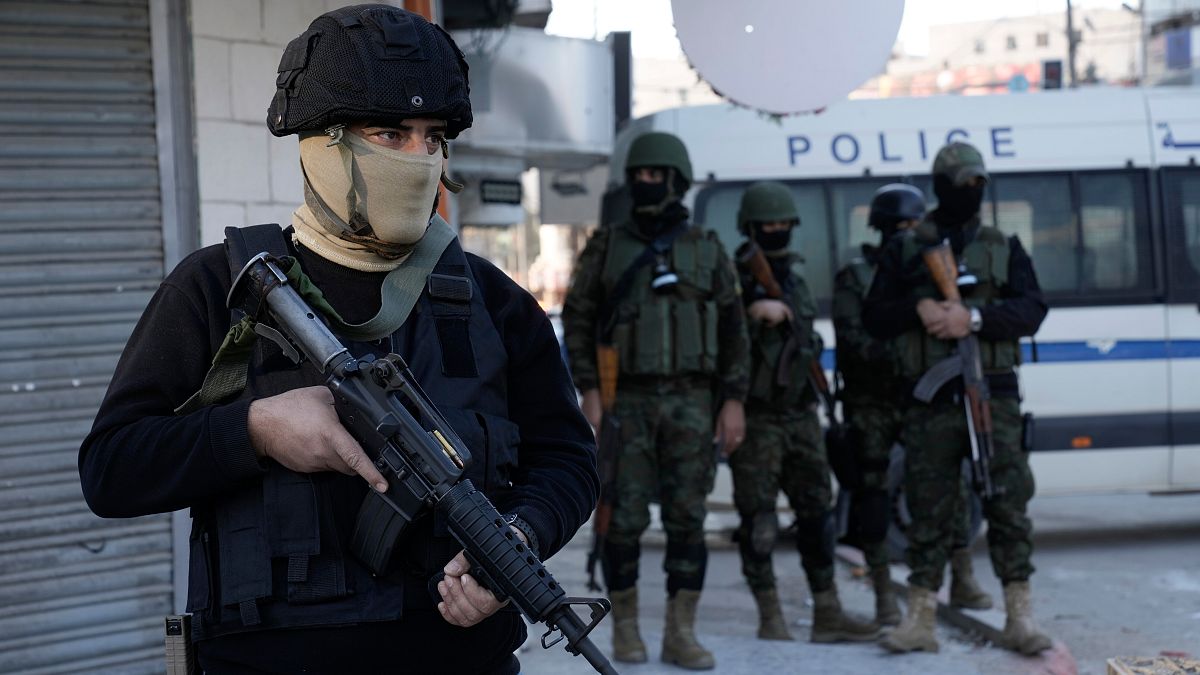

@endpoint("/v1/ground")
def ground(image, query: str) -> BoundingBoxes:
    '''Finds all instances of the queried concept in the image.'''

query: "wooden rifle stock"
[738,242,783,299]
[587,344,621,591]
[597,345,619,413]
[921,241,961,303]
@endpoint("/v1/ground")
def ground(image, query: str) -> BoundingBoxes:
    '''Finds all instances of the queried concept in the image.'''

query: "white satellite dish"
[671,0,905,114]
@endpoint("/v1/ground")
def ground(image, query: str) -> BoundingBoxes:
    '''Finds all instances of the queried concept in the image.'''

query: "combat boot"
[871,567,901,626]
[661,590,715,670]
[810,587,882,643]
[880,586,940,653]
[949,548,994,610]
[999,581,1053,655]
[751,587,793,640]
[608,587,647,663]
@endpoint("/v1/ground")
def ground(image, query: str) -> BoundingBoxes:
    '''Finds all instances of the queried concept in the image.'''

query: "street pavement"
[516,491,1200,675]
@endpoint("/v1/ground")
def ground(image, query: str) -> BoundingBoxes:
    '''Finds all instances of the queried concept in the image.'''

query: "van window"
[1079,173,1150,292]
[991,174,1076,293]
[1164,168,1200,295]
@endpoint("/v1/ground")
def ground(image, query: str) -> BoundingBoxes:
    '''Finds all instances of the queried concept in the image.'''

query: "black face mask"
[630,181,669,211]
[753,227,792,253]
[933,174,984,226]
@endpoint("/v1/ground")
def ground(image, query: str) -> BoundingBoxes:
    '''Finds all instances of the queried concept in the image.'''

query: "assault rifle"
[228,253,617,675]
[912,241,999,500]
[738,243,857,485]
[585,344,621,592]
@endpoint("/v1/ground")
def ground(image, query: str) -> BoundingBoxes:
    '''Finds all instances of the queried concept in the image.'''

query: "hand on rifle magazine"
[437,528,529,627]
[713,399,746,456]
[747,299,794,326]
[247,385,389,493]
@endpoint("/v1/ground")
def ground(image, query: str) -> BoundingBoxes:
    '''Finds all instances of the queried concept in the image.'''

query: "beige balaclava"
[292,127,443,272]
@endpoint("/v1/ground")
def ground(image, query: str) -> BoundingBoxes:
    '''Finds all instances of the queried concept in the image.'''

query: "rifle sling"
[176,219,456,415]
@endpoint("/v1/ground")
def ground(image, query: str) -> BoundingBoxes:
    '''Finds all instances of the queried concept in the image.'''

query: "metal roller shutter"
[0,1,171,672]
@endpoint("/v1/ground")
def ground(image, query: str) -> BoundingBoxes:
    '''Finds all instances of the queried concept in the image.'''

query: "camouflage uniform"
[867,142,1051,657]
[832,249,977,573]
[730,256,834,593]
[729,181,880,644]
[562,219,749,594]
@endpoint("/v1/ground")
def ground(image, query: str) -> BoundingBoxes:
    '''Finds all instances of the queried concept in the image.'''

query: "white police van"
[614,86,1200,498]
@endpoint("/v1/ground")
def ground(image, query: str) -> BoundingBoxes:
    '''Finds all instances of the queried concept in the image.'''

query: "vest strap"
[239,600,261,627]
[428,264,477,377]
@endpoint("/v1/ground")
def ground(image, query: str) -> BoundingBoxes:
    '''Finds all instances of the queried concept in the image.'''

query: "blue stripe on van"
[820,339,1200,369]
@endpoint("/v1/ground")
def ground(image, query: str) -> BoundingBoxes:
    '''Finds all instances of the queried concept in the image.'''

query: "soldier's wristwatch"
[503,513,540,559]
[969,307,983,333]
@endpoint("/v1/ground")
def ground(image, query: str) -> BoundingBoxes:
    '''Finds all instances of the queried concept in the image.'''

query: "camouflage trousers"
[844,398,976,572]
[902,395,1035,591]
[602,380,716,593]
[729,405,835,593]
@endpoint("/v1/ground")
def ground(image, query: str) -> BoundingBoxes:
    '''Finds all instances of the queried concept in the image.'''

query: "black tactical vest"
[186,235,520,639]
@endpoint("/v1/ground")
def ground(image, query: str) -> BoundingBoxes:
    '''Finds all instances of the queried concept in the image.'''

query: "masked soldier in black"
[79,7,598,674]
[865,143,1051,655]
[833,184,993,626]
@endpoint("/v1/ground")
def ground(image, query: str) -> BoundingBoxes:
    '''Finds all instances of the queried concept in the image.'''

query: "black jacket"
[79,235,598,673]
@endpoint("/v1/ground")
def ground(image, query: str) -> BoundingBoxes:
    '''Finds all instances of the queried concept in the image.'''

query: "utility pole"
[1066,0,1079,87]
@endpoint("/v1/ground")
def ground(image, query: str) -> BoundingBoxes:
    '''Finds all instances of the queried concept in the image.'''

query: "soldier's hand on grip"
[247,386,389,493]
[747,299,794,326]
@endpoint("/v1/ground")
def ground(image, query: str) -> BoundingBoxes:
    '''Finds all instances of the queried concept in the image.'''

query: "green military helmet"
[625,132,693,185]
[737,181,798,233]
[932,141,989,187]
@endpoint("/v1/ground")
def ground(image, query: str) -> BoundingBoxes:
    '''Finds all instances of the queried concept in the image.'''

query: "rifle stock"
[738,242,783,299]
[586,344,621,592]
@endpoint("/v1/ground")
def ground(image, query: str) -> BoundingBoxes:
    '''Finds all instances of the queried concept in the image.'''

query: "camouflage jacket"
[832,243,904,404]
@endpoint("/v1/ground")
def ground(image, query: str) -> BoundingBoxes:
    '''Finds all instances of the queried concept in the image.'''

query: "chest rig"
[599,222,722,378]
[186,225,519,639]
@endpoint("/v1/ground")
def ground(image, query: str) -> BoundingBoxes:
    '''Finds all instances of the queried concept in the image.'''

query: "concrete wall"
[189,0,404,246]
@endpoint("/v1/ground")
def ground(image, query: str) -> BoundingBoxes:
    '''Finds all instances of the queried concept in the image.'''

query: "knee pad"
[750,511,779,558]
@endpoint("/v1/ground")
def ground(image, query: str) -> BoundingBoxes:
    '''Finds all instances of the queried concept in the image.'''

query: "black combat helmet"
[267,4,472,138]
[868,183,926,232]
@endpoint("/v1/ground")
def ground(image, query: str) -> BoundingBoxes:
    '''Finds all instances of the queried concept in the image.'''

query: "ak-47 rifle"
[738,243,856,483]
[227,253,617,675]
[738,242,837,418]
[912,240,999,500]
[585,344,620,592]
